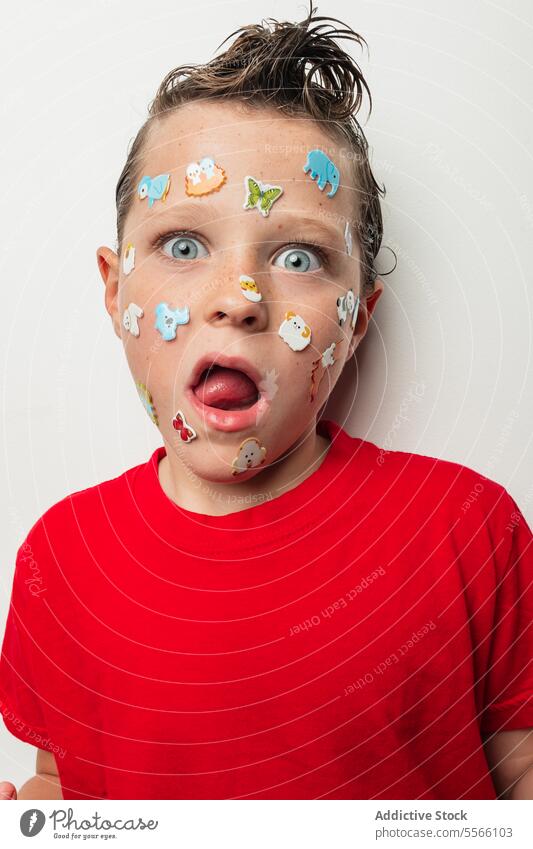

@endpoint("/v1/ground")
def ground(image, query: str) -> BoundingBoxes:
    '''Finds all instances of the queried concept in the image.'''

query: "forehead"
[138,100,359,222]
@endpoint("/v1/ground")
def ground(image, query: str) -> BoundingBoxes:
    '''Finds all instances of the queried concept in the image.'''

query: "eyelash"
[152,230,330,268]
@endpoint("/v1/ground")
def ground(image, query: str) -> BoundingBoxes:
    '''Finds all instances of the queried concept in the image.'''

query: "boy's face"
[97,101,382,482]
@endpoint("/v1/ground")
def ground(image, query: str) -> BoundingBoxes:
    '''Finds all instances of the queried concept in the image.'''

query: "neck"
[158,420,331,516]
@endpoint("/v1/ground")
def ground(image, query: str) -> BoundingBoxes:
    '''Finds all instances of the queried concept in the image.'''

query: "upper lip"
[188,352,263,394]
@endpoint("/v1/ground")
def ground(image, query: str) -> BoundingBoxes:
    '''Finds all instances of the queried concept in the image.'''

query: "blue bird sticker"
[154,302,190,341]
[137,174,171,207]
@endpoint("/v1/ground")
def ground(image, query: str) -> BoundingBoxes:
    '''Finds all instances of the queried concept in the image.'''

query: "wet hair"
[115,1,386,295]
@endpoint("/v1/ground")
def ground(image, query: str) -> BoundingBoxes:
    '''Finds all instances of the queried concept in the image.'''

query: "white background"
[1,0,532,788]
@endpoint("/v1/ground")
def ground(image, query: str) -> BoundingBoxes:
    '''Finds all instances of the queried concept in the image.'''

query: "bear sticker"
[231,437,267,476]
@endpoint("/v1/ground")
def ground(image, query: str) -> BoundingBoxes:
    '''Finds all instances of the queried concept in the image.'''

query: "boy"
[1,5,532,800]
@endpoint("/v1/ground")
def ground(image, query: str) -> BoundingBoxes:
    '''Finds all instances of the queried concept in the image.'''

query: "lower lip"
[185,387,270,433]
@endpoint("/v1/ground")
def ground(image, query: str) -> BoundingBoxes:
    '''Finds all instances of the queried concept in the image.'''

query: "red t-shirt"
[1,418,532,800]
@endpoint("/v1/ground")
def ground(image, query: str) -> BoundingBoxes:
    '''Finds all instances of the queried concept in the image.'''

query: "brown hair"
[115,2,386,295]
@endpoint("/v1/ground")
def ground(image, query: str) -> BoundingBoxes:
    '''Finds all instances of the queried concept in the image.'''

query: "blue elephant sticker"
[155,302,190,341]
[303,149,340,198]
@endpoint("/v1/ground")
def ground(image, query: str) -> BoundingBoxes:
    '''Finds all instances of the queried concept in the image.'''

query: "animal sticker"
[122,302,144,337]
[231,437,267,475]
[344,221,353,256]
[239,274,262,303]
[122,243,135,275]
[243,175,283,218]
[336,289,360,330]
[278,311,312,352]
[136,381,158,426]
[303,149,340,198]
[172,410,197,443]
[309,339,342,402]
[137,174,171,207]
[185,157,227,197]
[155,302,190,341]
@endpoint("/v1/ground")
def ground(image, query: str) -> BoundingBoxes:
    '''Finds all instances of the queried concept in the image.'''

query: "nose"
[203,275,268,332]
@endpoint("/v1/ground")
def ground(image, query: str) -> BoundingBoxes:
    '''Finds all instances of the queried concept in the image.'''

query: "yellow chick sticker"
[239,274,262,303]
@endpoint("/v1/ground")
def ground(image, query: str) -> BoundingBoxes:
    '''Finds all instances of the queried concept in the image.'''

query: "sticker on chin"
[231,437,267,475]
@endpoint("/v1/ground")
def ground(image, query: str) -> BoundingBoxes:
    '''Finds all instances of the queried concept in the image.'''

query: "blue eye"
[162,235,208,261]
[274,247,322,273]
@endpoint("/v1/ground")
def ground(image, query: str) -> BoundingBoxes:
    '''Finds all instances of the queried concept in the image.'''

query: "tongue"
[193,366,258,410]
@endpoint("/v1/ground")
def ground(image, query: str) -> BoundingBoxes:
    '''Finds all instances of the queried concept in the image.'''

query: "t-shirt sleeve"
[480,492,533,735]
[0,528,50,748]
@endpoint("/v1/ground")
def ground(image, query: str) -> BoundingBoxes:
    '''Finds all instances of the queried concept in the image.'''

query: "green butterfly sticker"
[243,175,283,217]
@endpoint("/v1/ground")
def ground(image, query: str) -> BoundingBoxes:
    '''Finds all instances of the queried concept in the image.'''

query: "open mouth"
[192,365,260,411]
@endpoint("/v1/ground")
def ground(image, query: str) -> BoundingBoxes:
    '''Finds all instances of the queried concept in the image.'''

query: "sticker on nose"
[155,302,190,341]
[239,274,262,302]
[231,437,267,475]
[137,174,171,207]
[278,311,312,351]
[185,157,227,197]
[122,243,135,275]
[172,409,197,443]
[122,302,144,337]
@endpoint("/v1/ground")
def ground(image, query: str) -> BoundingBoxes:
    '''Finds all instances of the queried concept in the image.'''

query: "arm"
[483,728,533,799]
[0,748,63,800]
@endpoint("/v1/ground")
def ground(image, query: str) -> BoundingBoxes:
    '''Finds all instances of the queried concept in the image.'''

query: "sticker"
[231,437,267,476]
[185,157,226,197]
[303,149,340,198]
[122,302,144,337]
[137,173,171,207]
[309,339,342,402]
[278,311,312,352]
[155,302,190,341]
[136,381,158,426]
[122,243,135,275]
[243,175,283,217]
[172,409,197,443]
[344,221,353,256]
[336,289,360,330]
[239,274,262,303]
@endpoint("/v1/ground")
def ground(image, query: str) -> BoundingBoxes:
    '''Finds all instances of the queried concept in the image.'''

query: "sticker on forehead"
[122,303,143,337]
[337,289,359,330]
[155,302,190,341]
[172,409,197,443]
[243,176,283,217]
[136,381,159,426]
[278,311,312,352]
[344,221,353,256]
[239,274,262,303]
[122,243,135,275]
[309,338,342,402]
[303,149,340,198]
[231,437,267,476]
[185,157,227,197]
[137,174,171,207]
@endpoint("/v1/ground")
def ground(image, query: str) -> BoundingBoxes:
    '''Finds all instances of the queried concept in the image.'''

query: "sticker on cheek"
[185,157,227,197]
[344,221,353,256]
[239,274,262,303]
[231,437,267,476]
[278,311,312,351]
[122,243,135,275]
[172,409,197,443]
[122,303,144,337]
[336,289,359,329]
[135,381,159,426]
[137,173,171,207]
[155,302,190,341]
[309,339,342,402]
[303,149,340,198]
[243,175,283,217]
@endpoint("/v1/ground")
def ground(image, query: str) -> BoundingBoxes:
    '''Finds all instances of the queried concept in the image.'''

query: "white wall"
[1,0,532,788]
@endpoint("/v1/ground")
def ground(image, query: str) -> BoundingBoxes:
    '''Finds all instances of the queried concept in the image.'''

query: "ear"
[346,278,384,359]
[96,246,121,340]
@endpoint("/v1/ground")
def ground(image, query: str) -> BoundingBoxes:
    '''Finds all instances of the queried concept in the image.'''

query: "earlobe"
[96,246,121,339]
